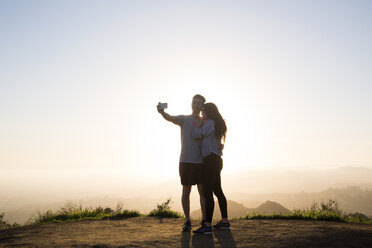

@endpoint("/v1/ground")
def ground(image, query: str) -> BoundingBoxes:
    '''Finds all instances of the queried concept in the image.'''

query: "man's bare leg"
[182,185,192,221]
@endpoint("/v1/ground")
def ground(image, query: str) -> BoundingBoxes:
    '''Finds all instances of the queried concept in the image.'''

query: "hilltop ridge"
[1,217,372,247]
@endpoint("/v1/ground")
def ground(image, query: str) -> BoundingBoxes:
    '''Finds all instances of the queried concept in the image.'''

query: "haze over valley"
[2,166,372,224]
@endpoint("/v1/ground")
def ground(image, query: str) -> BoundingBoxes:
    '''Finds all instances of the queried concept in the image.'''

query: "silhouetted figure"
[157,94,206,232]
[192,102,230,234]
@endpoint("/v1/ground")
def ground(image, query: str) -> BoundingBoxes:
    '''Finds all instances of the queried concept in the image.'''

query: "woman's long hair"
[203,102,227,143]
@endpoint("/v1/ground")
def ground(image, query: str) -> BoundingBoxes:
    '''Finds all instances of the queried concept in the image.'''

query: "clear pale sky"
[1,0,371,185]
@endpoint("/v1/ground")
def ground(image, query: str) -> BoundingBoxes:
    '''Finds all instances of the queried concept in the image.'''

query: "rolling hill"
[190,200,290,219]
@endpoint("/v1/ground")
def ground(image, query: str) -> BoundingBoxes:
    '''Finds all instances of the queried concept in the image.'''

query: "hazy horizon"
[2,166,372,224]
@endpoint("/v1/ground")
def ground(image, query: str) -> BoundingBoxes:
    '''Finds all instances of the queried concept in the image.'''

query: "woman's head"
[202,102,227,143]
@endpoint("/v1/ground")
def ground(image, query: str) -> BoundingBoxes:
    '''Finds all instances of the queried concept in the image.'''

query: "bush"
[31,202,142,225]
[243,199,372,224]
[106,209,142,220]
[0,212,20,229]
[148,198,183,218]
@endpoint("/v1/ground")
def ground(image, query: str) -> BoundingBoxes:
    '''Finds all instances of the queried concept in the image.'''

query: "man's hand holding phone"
[157,102,168,113]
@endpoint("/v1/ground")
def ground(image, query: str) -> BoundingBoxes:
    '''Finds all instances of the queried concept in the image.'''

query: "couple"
[157,94,229,235]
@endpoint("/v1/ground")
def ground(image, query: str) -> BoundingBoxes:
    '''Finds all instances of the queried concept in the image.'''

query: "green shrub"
[105,209,142,220]
[148,198,183,218]
[0,212,20,229]
[243,199,371,224]
[31,203,142,225]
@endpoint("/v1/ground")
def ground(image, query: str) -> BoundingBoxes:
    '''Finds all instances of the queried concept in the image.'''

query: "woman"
[192,102,229,234]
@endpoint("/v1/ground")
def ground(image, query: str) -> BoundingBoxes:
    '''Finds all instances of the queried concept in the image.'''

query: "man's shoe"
[192,225,213,235]
[182,220,191,232]
[213,221,230,230]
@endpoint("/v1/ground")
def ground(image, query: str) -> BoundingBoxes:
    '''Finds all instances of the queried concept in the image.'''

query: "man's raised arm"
[157,108,182,125]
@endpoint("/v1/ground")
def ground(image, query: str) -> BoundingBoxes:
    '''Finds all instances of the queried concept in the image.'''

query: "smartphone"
[157,102,168,110]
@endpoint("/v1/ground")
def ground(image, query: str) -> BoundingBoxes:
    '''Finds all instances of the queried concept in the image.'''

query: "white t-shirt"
[175,115,203,164]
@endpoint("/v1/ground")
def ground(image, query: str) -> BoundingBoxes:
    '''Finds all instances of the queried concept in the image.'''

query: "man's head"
[192,94,206,114]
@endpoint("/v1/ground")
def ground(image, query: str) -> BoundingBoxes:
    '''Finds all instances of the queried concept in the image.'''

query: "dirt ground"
[1,217,372,248]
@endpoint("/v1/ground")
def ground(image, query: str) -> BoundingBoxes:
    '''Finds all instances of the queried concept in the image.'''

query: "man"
[157,94,206,232]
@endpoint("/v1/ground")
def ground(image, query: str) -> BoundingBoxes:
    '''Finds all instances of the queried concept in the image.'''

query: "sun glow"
[1,1,371,213]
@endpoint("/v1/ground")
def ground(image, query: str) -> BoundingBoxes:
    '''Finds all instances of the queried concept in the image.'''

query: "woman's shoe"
[213,221,230,230]
[192,225,212,234]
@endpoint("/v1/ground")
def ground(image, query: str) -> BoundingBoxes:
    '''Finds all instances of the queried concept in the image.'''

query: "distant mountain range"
[2,166,372,224]
[230,186,372,217]
[3,186,372,225]
[190,200,290,219]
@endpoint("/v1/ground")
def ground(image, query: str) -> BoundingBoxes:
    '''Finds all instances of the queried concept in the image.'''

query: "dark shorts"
[179,162,203,185]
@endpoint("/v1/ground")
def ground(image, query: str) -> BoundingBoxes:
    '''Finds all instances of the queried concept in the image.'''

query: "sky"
[1,0,372,191]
